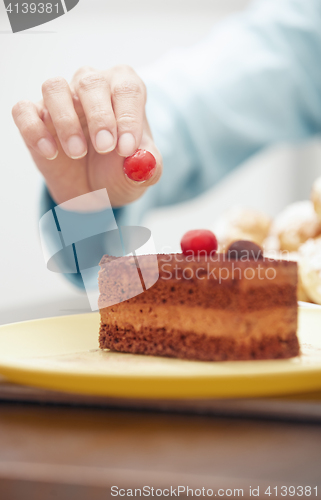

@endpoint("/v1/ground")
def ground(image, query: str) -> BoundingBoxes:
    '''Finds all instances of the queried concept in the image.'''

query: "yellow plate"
[0,307,321,399]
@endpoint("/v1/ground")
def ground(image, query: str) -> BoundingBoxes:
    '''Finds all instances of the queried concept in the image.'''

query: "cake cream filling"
[101,305,297,340]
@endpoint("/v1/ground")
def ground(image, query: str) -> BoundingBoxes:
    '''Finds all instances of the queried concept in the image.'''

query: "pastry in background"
[270,201,321,252]
[311,176,321,221]
[214,207,272,249]
[298,237,321,305]
[262,234,280,253]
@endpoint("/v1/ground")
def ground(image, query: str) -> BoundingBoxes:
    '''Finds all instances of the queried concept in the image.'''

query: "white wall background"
[0,0,320,324]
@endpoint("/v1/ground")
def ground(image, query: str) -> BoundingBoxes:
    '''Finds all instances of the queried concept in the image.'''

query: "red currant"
[123,149,156,182]
[181,229,218,256]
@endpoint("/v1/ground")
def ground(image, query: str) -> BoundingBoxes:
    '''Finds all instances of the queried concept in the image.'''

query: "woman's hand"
[12,65,162,208]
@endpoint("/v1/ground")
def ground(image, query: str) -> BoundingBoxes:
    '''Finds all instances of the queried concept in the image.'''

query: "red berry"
[123,149,156,182]
[181,229,218,256]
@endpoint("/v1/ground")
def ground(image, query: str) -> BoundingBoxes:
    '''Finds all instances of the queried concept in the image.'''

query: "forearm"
[40,186,126,289]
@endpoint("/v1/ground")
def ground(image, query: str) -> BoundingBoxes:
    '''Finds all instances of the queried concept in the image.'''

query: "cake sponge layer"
[99,323,299,361]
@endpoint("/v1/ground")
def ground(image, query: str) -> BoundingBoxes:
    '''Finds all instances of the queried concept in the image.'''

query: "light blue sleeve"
[41,0,321,288]
[124,0,321,221]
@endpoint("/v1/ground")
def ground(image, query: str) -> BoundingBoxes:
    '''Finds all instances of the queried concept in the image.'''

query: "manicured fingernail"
[118,133,136,157]
[37,138,58,160]
[95,130,114,153]
[67,135,87,159]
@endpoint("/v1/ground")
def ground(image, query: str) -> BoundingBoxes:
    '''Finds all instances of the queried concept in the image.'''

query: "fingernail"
[67,135,87,159]
[118,133,136,157]
[37,138,58,160]
[95,130,114,153]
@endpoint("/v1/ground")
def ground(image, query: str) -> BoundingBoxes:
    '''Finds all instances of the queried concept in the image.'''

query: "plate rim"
[0,306,320,399]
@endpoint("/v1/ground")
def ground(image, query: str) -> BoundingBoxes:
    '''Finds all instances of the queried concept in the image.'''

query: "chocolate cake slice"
[98,253,299,361]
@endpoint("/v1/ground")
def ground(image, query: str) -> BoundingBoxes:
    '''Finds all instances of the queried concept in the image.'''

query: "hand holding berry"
[12,65,162,208]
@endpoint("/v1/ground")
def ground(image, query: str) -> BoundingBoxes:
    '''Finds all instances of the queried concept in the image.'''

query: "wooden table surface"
[0,398,321,500]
